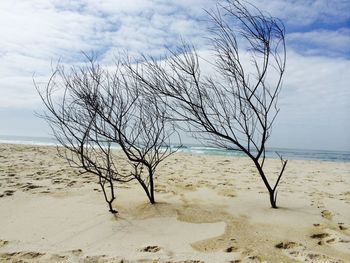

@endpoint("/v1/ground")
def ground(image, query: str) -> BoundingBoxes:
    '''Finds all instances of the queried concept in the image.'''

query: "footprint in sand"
[311,222,350,249]
[321,210,333,220]
[71,249,83,256]
[177,260,204,263]
[306,253,341,262]
[275,241,300,249]
[310,233,330,239]
[140,245,161,252]
[0,240,9,248]
[3,190,15,196]
[20,252,45,259]
[338,223,348,231]
[225,245,239,252]
[22,183,42,191]
[310,233,331,245]
[275,241,342,263]
[245,255,263,262]
[0,251,45,261]
[48,254,68,261]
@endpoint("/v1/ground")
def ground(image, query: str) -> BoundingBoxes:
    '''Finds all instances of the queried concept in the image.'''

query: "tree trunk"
[253,159,279,209]
[142,184,155,204]
[148,168,155,204]
[99,178,118,214]
[108,179,118,213]
[137,168,155,204]
[269,189,277,209]
[107,199,118,214]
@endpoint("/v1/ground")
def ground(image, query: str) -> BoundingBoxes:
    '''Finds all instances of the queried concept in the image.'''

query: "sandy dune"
[0,144,349,262]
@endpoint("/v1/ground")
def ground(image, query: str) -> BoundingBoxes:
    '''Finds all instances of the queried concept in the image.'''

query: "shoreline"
[0,141,349,163]
[0,143,349,262]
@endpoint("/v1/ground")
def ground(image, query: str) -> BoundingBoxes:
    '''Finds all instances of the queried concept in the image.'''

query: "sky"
[0,0,349,151]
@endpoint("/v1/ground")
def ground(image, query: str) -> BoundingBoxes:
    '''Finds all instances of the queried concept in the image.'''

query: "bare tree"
[127,0,287,208]
[36,58,178,212]
[36,64,128,213]
[86,63,179,204]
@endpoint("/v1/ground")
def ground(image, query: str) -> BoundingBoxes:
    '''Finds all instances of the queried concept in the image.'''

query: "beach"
[0,143,349,262]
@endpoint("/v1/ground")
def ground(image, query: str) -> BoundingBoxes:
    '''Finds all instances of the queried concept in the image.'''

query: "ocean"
[0,135,349,162]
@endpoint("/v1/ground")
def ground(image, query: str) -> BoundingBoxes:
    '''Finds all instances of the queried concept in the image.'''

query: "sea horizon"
[1,134,349,163]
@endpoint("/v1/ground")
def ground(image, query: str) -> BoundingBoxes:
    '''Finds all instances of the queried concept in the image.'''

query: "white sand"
[0,144,349,262]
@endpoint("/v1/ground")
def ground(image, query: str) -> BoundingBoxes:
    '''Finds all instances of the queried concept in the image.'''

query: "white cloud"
[0,0,349,150]
[0,0,212,107]
[250,0,350,26]
[0,1,106,59]
[280,50,350,119]
[287,28,350,56]
[196,47,350,150]
[272,51,350,150]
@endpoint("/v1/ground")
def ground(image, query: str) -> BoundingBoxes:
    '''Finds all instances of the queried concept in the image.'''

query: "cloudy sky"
[0,0,349,151]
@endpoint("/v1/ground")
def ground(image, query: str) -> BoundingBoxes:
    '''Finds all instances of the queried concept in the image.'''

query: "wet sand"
[0,144,349,262]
